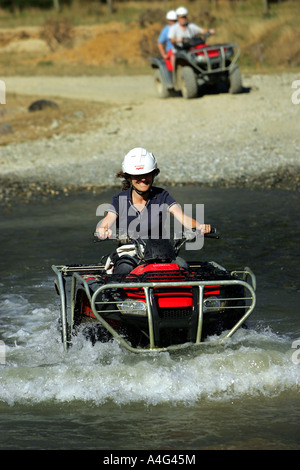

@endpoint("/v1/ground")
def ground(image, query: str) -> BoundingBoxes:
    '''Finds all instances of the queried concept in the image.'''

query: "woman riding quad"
[95,147,211,274]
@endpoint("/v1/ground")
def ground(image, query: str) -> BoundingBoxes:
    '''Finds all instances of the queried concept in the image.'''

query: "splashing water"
[0,290,298,407]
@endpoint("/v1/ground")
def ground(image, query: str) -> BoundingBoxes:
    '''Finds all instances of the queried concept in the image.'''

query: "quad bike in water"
[150,33,243,99]
[52,229,256,353]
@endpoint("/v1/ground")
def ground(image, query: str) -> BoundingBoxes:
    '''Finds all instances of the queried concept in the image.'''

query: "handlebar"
[203,227,220,239]
[175,33,212,51]
[93,227,220,242]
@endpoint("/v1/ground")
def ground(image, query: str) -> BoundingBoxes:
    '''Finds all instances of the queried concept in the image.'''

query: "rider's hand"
[95,227,113,239]
[198,224,211,235]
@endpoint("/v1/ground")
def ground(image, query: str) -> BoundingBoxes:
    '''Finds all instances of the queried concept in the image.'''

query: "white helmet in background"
[176,6,188,17]
[122,147,158,175]
[166,10,177,21]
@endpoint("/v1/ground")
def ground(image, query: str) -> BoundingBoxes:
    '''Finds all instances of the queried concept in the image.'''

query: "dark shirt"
[108,186,177,239]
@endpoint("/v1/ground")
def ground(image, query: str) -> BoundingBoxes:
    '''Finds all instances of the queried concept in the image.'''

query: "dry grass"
[199,0,300,69]
[0,93,111,145]
[0,0,299,74]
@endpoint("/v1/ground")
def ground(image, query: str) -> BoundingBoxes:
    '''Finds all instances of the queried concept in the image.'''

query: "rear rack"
[52,264,256,354]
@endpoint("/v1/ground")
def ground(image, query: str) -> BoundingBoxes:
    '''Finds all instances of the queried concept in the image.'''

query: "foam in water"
[0,294,299,407]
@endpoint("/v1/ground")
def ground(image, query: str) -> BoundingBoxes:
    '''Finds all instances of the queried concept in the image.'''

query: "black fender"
[150,57,174,89]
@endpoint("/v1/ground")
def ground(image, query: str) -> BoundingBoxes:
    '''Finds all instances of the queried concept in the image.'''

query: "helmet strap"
[130,176,153,196]
[131,183,150,196]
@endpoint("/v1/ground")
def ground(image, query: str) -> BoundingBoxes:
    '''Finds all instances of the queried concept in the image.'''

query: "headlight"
[117,300,147,316]
[224,47,234,58]
[203,296,221,312]
[196,55,206,63]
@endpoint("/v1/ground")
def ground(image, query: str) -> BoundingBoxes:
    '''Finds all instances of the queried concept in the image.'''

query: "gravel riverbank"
[1,72,299,204]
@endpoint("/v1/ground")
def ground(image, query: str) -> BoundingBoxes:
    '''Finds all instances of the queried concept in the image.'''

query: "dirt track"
[5,75,155,104]
[1,72,300,201]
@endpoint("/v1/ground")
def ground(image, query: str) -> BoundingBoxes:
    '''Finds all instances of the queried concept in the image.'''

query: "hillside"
[0,0,299,75]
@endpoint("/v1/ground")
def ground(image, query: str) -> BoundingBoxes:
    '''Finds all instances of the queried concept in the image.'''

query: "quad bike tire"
[180,66,198,99]
[154,69,171,99]
[229,64,243,94]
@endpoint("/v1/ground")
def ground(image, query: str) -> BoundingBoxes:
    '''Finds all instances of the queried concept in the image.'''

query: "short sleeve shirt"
[168,22,203,43]
[108,187,177,240]
[157,25,173,52]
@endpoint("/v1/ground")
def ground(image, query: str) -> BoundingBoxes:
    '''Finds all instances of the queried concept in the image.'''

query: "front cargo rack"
[52,264,256,353]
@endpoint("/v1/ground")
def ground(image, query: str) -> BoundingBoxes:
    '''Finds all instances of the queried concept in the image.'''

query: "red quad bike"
[151,33,242,99]
[52,229,256,353]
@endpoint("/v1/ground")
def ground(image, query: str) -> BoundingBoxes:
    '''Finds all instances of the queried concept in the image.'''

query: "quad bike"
[150,33,243,99]
[52,229,256,353]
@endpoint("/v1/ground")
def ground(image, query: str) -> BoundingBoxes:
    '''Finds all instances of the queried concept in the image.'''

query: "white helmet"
[166,10,177,21]
[176,6,188,17]
[122,147,158,175]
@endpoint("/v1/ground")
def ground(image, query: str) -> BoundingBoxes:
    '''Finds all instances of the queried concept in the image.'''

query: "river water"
[0,186,299,450]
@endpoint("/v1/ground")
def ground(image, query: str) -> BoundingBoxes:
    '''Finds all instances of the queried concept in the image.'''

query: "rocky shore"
[1,73,299,204]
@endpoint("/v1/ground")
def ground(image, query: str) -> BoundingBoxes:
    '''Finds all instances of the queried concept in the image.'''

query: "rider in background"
[157,10,177,60]
[168,6,215,49]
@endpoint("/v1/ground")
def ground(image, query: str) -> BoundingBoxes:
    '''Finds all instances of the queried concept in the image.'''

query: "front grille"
[159,307,192,319]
